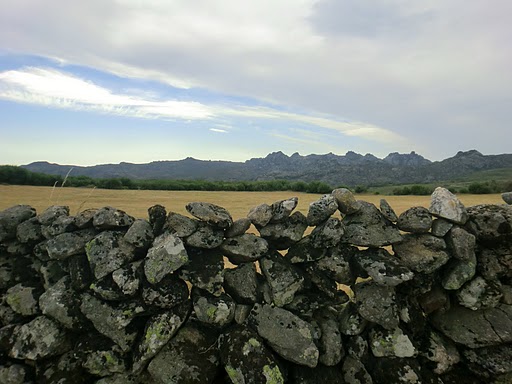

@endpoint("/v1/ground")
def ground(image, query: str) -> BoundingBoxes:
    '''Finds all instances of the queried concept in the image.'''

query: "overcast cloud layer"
[0,0,510,165]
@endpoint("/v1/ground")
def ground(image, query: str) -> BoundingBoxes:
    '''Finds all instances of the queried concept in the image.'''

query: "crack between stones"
[482,311,505,344]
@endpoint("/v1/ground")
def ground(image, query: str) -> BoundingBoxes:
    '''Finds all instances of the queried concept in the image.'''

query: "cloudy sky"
[1,0,510,165]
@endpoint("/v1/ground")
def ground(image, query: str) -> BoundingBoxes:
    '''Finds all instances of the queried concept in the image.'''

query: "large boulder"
[185,202,233,229]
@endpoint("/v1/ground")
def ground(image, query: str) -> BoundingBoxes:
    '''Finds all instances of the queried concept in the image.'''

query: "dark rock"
[332,188,361,215]
[370,358,426,384]
[5,283,41,316]
[185,222,224,249]
[309,217,344,248]
[259,251,304,307]
[248,304,319,367]
[164,212,198,237]
[342,201,402,247]
[93,206,134,229]
[46,228,97,260]
[192,288,235,327]
[501,285,512,305]
[502,192,512,205]
[421,330,460,374]
[431,218,453,237]
[16,217,43,243]
[180,247,224,295]
[39,260,67,289]
[112,261,143,297]
[456,276,502,310]
[147,323,220,383]
[314,308,344,366]
[345,335,369,360]
[142,275,189,309]
[148,204,166,236]
[354,248,414,286]
[225,218,251,237]
[38,350,90,384]
[223,263,260,304]
[477,240,512,281]
[33,239,50,261]
[68,254,93,291]
[220,234,269,264]
[9,316,70,360]
[234,304,253,324]
[393,233,450,273]
[397,206,432,233]
[144,232,188,284]
[430,187,468,224]
[285,236,328,264]
[446,226,476,261]
[42,215,77,238]
[258,211,307,250]
[186,202,233,229]
[290,364,345,383]
[219,324,284,384]
[441,253,477,290]
[465,204,512,241]
[0,364,33,384]
[124,219,154,248]
[342,356,373,384]
[283,292,326,322]
[339,302,368,335]
[270,197,298,223]
[313,245,355,285]
[464,344,512,377]
[74,208,97,229]
[307,194,338,226]
[369,326,417,358]
[380,198,398,222]
[38,205,69,226]
[354,281,399,330]
[39,276,84,329]
[90,275,127,301]
[77,337,126,377]
[418,286,450,315]
[248,203,273,227]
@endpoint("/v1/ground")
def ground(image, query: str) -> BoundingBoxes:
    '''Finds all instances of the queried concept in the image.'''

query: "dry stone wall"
[1,188,512,383]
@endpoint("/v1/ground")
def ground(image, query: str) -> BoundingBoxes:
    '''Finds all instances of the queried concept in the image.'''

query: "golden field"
[0,185,505,220]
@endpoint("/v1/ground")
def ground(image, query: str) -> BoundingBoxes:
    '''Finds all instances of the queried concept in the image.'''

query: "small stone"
[339,303,368,336]
[502,192,512,205]
[354,248,414,287]
[225,218,252,237]
[145,232,188,284]
[380,198,398,222]
[184,222,224,249]
[315,308,344,366]
[224,263,260,304]
[90,276,126,301]
[41,215,77,238]
[186,202,233,229]
[39,276,83,329]
[220,234,269,264]
[354,281,399,330]
[501,285,512,305]
[309,217,344,248]
[307,194,338,226]
[457,276,503,310]
[93,206,134,229]
[179,247,224,295]
[429,187,468,224]
[234,304,253,324]
[431,218,454,237]
[477,241,512,281]
[87,231,136,280]
[313,245,355,285]
[148,204,166,236]
[0,205,36,242]
[68,254,94,291]
[46,229,97,260]
[285,236,328,263]
[124,219,154,248]
[38,205,69,226]
[258,211,308,250]
[193,289,235,327]
[0,364,33,384]
[75,208,97,228]
[417,286,450,315]
[112,261,143,297]
[5,283,41,316]
[142,275,189,309]
[371,358,424,384]
[332,188,361,215]
[247,203,273,227]
[397,206,432,233]
[393,233,450,274]
[446,226,476,261]
[16,217,43,243]
[81,343,126,377]
[369,327,416,358]
[342,356,373,384]
[164,212,198,237]
[441,253,477,290]
[422,330,460,374]
[270,197,298,223]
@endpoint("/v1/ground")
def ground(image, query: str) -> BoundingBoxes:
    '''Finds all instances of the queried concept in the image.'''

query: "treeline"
[0,166,333,194]
[391,181,512,195]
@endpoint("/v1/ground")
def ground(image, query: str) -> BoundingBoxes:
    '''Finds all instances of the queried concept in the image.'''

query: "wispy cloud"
[210,128,228,133]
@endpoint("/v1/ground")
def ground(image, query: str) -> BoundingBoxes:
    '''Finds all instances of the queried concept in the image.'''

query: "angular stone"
[142,275,189,309]
[0,364,33,384]
[75,208,97,229]
[270,197,298,223]
[446,226,476,261]
[219,324,284,384]
[132,301,191,373]
[354,281,398,330]
[370,358,425,384]
[466,204,512,241]
[332,188,361,215]
[220,234,269,264]
[5,283,41,316]
[79,339,126,377]
[502,285,512,305]
[46,229,97,260]
[0,205,36,242]
[441,253,477,290]
[248,304,319,367]
[430,187,468,224]
[248,203,273,227]
[184,222,224,249]
[225,218,252,238]
[339,303,368,336]
[90,275,127,301]
[285,236,328,264]
[112,261,143,297]
[345,335,369,360]
[186,202,233,229]
[87,231,136,280]
[397,206,432,233]
[144,232,188,284]
[422,330,460,375]
[124,219,154,248]
[234,304,253,324]
[313,245,355,285]
[369,327,416,358]
[39,276,83,329]
[502,192,512,205]
[315,308,344,366]
[9,316,70,360]
[477,240,512,281]
[179,247,224,295]
[16,217,43,243]
[342,356,373,384]
[259,251,304,307]
[193,289,235,327]
[393,233,450,273]
[418,286,450,315]
[380,198,398,222]
[148,204,166,236]
[93,206,134,229]
[41,215,77,238]
[147,324,220,383]
[354,248,414,287]
[258,211,308,250]
[457,276,503,310]
[224,263,260,304]
[464,344,512,376]
[38,205,68,226]
[342,201,402,247]
[307,194,338,226]
[431,218,454,237]
[68,254,93,291]
[164,212,198,237]
[309,217,344,248]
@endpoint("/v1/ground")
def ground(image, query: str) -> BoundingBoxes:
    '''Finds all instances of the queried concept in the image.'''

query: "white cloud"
[209,128,228,133]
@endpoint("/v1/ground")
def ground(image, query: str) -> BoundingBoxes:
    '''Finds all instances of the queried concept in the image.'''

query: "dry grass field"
[0,185,505,220]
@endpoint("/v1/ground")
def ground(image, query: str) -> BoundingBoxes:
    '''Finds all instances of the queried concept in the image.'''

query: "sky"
[0,0,511,166]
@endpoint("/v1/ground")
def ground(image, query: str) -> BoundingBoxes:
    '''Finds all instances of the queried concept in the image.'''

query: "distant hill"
[20,150,512,187]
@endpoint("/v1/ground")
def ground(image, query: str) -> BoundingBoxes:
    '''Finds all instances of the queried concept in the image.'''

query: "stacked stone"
[0,188,511,383]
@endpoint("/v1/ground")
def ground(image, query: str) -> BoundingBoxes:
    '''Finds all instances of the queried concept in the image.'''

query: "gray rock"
[446,226,476,261]
[249,304,319,367]
[309,217,344,248]
[93,206,134,229]
[370,358,424,384]
[270,197,298,223]
[430,187,468,224]
[417,286,450,315]
[259,251,304,307]
[345,335,369,360]
[147,324,220,383]
[16,217,43,243]
[124,219,154,248]
[354,281,398,330]
[148,204,166,236]
[5,283,41,316]
[145,232,188,284]
[132,301,191,374]
[355,248,414,287]
[46,229,97,260]
[142,275,189,309]
[397,206,432,233]
[342,201,402,247]
[42,215,77,238]
[315,308,344,366]
[9,316,70,360]
[225,218,252,237]
[247,203,273,227]
[112,261,143,297]
[369,327,416,358]
[179,247,224,295]
[164,212,198,237]
[285,236,328,264]
[82,346,126,377]
[193,289,235,327]
[90,275,127,301]
[219,324,284,384]
[342,356,373,384]
[422,331,460,374]
[87,231,136,280]
[339,303,368,336]
[186,202,233,229]
[465,204,512,240]
[258,211,308,250]
[220,234,269,264]
[501,285,512,305]
[38,205,69,226]
[441,253,477,290]
[502,192,512,205]
[431,218,454,237]
[393,233,450,273]
[184,222,224,249]
[307,194,338,226]
[75,208,97,228]
[313,246,355,285]
[234,304,253,324]
[39,276,83,329]
[0,205,36,242]
[431,304,512,348]
[332,188,361,215]
[380,198,398,222]
[0,364,32,384]
[457,276,503,310]
[224,263,260,304]
[464,344,512,376]
[477,241,512,281]
[68,254,94,291]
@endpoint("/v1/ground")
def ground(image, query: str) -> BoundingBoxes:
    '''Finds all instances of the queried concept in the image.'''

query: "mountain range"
[21,150,512,187]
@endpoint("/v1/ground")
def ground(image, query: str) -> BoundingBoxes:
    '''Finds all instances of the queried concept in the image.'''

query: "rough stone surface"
[456,276,502,310]
[5,283,41,316]
[355,248,414,286]
[144,232,188,284]
[46,229,97,260]
[315,308,344,366]
[429,187,468,224]
[185,222,224,249]
[342,356,373,384]
[270,197,298,223]
[332,188,361,215]
[220,233,269,264]
[258,211,308,250]
[186,201,233,229]
[224,263,260,304]
[39,276,83,329]
[380,198,398,222]
[179,247,224,295]
[441,253,477,290]
[307,194,338,226]
[464,344,512,377]
[148,204,166,236]
[397,206,432,233]
[225,217,252,238]
[247,203,273,227]
[393,233,451,274]
[354,281,399,330]
[42,215,77,238]
[446,226,476,261]
[309,217,344,248]
[193,289,235,327]
[112,261,143,297]
[431,218,454,237]
[16,217,43,243]
[502,192,512,205]
[423,330,460,374]
[285,236,328,264]
[93,206,134,229]
[369,327,416,358]
[465,204,512,241]
[142,275,189,309]
[124,219,154,248]
[164,212,197,237]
